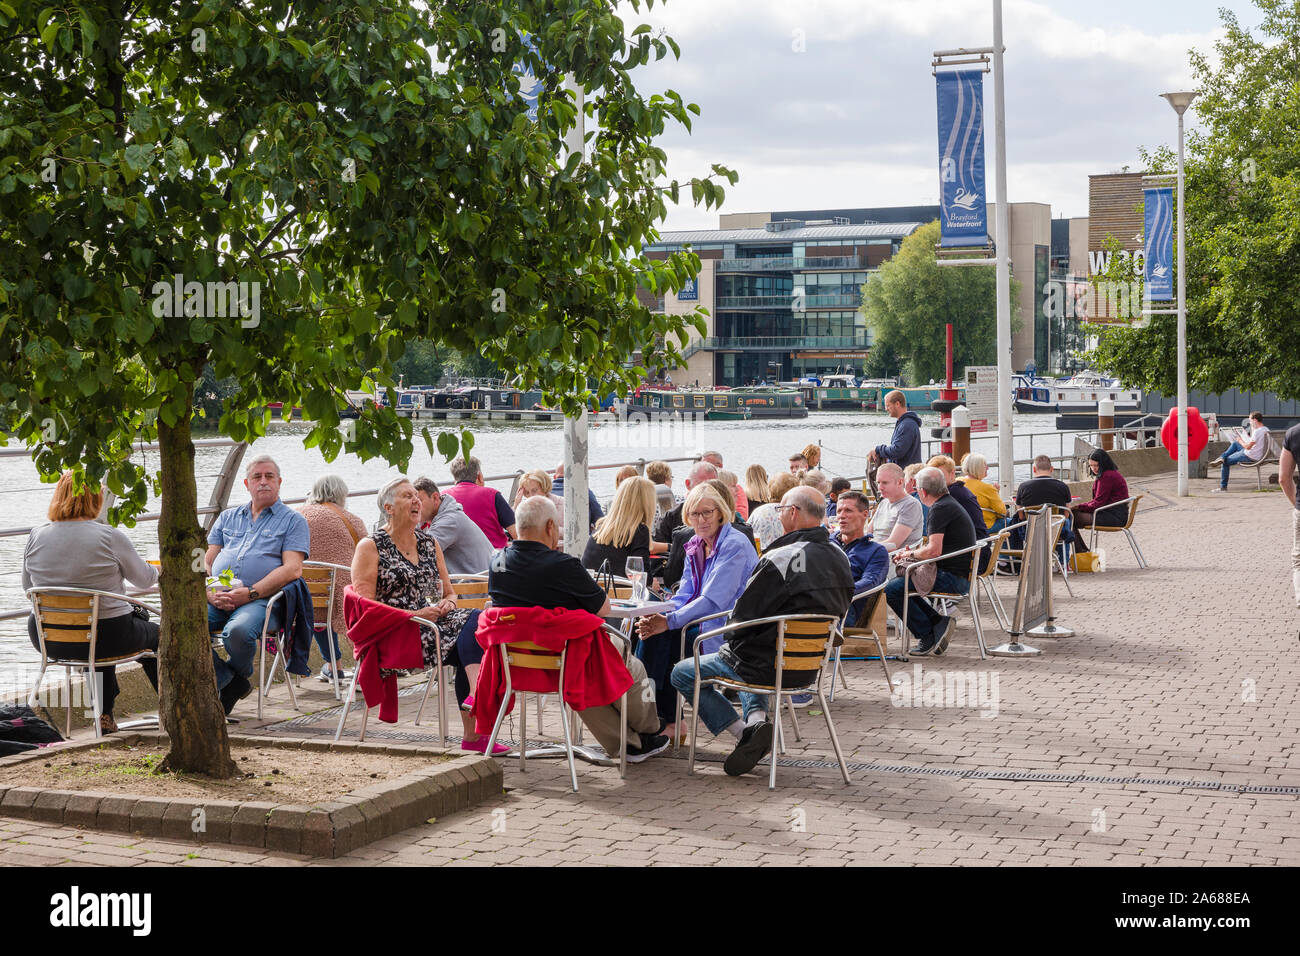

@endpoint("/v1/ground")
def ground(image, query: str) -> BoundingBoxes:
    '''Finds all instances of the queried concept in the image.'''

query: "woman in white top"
[22,473,160,734]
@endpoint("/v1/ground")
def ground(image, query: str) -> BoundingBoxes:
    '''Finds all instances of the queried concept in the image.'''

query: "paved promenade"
[4,471,1298,866]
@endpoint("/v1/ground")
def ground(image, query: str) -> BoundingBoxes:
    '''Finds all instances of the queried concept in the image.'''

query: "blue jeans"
[669,653,768,736]
[209,599,278,690]
[1220,441,1253,488]
[637,625,698,724]
[885,569,969,642]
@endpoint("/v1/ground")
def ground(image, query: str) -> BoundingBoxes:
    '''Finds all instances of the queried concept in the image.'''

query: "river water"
[0,410,1078,671]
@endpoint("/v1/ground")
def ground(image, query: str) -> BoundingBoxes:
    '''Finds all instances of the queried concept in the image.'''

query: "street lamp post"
[1160,91,1197,498]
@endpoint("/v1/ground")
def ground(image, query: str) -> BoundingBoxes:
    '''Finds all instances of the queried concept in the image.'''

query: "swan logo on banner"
[1143,187,1173,301]
[936,70,989,247]
[514,33,541,121]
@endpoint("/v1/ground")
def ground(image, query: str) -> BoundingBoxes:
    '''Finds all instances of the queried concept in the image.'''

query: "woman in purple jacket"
[636,483,758,733]
[1071,449,1129,552]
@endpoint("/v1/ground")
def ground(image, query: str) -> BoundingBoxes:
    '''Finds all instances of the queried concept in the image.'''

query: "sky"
[620,0,1269,231]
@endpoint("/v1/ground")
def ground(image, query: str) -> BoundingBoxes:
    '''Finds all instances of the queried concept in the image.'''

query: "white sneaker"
[318,665,353,682]
[1211,487,1228,493]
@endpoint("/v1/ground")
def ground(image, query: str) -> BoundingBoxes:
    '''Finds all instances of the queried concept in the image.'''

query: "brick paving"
[3,471,1298,866]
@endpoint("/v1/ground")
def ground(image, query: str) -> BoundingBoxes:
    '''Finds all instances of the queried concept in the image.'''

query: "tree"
[1087,0,1300,399]
[861,221,1020,384]
[0,0,734,775]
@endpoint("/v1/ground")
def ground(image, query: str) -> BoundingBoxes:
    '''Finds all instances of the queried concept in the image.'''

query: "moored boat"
[1013,369,1141,414]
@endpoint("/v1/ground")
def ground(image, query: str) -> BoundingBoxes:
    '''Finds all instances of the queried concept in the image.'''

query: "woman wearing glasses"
[636,483,758,737]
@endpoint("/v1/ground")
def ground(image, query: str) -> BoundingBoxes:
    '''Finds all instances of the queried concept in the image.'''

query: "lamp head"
[1160,91,1198,115]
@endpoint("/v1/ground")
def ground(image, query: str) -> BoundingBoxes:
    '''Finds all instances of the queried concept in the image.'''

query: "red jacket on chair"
[472,606,633,736]
[343,585,425,723]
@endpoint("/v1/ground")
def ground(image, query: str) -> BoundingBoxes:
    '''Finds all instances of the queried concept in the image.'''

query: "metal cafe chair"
[26,588,159,739]
[412,575,493,732]
[830,581,893,698]
[685,613,850,790]
[481,619,632,792]
[334,614,447,747]
[261,561,350,701]
[897,539,991,660]
[1086,495,1147,569]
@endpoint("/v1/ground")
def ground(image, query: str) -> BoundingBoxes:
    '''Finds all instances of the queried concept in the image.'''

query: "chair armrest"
[693,613,839,652]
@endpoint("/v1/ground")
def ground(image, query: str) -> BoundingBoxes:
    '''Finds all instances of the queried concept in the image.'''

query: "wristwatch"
[248,588,261,601]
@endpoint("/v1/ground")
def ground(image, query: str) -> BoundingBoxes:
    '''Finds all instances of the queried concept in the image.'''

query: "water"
[0,411,1076,669]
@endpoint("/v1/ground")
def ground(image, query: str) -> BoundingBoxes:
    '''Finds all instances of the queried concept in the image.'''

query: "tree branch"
[254,209,299,254]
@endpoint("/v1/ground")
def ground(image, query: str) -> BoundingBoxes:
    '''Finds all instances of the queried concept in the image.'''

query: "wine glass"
[625,557,646,602]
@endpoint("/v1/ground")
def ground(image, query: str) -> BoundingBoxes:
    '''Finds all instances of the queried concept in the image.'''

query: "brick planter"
[0,732,501,858]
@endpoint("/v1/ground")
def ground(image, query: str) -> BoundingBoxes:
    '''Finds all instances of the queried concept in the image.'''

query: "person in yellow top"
[959,452,1008,533]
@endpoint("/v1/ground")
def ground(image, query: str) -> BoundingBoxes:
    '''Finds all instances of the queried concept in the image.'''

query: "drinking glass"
[625,557,646,602]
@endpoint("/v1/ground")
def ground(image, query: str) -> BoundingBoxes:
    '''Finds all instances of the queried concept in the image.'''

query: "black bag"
[0,703,64,756]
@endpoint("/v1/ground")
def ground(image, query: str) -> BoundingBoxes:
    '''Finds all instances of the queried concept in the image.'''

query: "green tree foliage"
[861,221,1020,384]
[1088,0,1300,399]
[0,0,734,773]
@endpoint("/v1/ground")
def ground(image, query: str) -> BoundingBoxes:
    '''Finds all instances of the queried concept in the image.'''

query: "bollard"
[952,404,971,468]
[1098,399,1114,451]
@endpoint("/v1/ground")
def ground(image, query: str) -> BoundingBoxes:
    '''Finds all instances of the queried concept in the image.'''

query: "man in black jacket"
[668,486,853,777]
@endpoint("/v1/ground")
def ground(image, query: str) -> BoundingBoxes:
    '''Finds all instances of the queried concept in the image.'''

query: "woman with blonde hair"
[582,476,666,571]
[514,468,564,536]
[959,452,1007,532]
[743,464,770,506]
[614,465,639,487]
[801,443,822,470]
[767,470,800,503]
[22,473,160,734]
[636,482,758,733]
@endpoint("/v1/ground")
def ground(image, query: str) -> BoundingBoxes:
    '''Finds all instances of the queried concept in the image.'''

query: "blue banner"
[1143,187,1173,301]
[935,71,989,248]
[677,277,698,301]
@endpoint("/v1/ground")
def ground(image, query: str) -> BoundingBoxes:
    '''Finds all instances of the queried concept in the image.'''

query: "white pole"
[992,0,1014,495]
[1175,109,1188,497]
[562,76,590,555]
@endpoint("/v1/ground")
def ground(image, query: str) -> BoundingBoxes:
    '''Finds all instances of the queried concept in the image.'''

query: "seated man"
[830,490,888,626]
[414,476,495,575]
[884,467,977,656]
[206,455,310,714]
[668,487,853,777]
[866,463,924,555]
[1214,410,1271,492]
[484,496,668,762]
[443,456,516,548]
[1011,454,1073,550]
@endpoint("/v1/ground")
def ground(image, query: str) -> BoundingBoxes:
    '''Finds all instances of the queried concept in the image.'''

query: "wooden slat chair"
[686,613,850,790]
[1086,494,1147,568]
[261,561,350,701]
[26,588,159,739]
[412,575,494,730]
[830,581,893,697]
[974,529,1015,632]
[481,619,632,792]
[334,614,447,747]
[899,539,990,660]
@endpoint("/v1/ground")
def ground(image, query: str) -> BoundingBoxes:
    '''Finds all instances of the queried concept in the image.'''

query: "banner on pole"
[1143,187,1173,302]
[935,70,989,248]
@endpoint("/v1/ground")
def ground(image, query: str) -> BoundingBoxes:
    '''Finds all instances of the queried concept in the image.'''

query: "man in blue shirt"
[830,491,889,626]
[205,455,311,714]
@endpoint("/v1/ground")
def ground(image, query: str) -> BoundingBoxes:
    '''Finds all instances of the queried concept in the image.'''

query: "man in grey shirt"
[867,463,924,554]
[414,477,495,574]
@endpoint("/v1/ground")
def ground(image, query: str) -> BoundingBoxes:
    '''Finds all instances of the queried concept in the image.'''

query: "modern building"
[647,203,1056,386]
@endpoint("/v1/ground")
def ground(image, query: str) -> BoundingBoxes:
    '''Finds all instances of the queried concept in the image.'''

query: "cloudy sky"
[622,0,1267,230]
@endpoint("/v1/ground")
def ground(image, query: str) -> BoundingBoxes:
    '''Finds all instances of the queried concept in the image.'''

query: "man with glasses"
[667,486,853,777]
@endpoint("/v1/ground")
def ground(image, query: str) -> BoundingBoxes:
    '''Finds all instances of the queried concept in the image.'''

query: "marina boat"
[626,385,806,419]
[1013,369,1142,415]
[897,384,965,410]
[779,375,883,410]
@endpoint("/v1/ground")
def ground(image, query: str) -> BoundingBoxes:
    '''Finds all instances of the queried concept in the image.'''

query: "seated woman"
[1071,449,1130,553]
[959,452,1008,533]
[635,483,758,737]
[514,469,564,538]
[582,476,666,574]
[351,477,505,755]
[743,464,771,508]
[22,473,159,735]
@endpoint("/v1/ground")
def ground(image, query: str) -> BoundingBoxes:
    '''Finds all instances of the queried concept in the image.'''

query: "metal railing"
[717,255,865,273]
[682,335,869,354]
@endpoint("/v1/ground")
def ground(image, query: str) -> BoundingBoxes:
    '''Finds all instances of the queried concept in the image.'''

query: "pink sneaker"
[461,736,510,756]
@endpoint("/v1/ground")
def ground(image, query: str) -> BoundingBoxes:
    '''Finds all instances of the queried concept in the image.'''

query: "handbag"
[896,556,938,596]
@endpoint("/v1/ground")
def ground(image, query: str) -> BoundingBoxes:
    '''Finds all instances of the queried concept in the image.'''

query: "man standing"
[866,463,924,554]
[443,456,517,548]
[1281,423,1300,607]
[206,455,311,714]
[484,497,668,761]
[414,476,494,574]
[668,486,853,777]
[831,491,889,626]
[869,390,923,468]
[884,467,977,656]
[1214,411,1271,492]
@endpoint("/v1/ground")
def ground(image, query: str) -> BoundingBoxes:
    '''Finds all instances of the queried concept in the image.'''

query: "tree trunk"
[156,384,238,777]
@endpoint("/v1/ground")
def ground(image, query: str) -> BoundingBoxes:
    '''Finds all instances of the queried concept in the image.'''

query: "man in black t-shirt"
[1011,454,1073,550]
[1281,423,1300,607]
[884,467,978,656]
[486,496,668,761]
